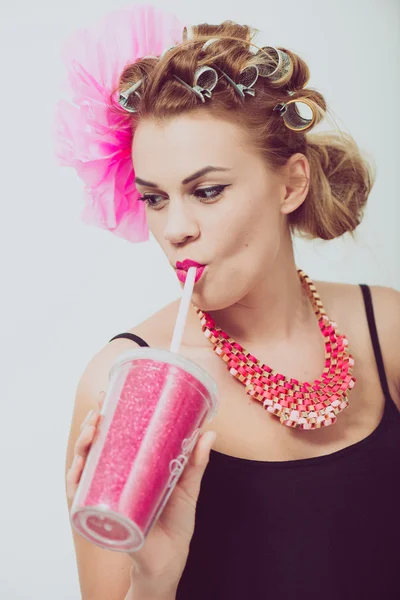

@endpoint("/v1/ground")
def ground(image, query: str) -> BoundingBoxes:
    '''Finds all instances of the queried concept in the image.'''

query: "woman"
[60,7,400,600]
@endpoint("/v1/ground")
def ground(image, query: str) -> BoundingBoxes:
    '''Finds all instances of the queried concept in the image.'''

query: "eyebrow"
[134,166,231,188]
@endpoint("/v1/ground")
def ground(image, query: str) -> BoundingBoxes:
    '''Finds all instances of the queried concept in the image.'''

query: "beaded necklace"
[193,269,356,430]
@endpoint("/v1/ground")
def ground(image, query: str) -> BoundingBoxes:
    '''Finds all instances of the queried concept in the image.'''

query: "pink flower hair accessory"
[53,4,183,243]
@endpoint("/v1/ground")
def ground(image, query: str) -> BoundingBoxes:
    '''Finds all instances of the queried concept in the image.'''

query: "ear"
[279,153,310,215]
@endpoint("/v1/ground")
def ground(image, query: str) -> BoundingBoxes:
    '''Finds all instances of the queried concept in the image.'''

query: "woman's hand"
[66,391,216,594]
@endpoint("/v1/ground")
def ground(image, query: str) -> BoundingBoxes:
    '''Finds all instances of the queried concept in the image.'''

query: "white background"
[0,0,398,598]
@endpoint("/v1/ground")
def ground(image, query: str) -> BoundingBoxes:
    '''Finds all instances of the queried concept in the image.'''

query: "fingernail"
[72,455,81,469]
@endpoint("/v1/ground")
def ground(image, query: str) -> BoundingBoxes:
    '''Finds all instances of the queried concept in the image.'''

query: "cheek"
[216,195,279,254]
[144,210,165,240]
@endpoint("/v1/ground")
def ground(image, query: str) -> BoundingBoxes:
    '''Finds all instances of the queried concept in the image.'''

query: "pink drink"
[71,347,219,553]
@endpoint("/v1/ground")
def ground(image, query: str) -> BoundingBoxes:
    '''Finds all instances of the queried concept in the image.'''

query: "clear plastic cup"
[70,347,219,553]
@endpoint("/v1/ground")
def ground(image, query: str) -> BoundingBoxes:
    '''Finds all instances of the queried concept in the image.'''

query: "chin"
[190,290,236,313]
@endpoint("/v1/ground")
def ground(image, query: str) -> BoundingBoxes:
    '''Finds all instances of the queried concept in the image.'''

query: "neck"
[199,260,318,346]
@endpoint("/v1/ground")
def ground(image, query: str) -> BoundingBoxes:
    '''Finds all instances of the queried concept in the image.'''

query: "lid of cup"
[109,347,219,418]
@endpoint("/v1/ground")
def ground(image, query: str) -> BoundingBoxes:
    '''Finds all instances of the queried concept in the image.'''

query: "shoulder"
[84,300,180,393]
[365,284,400,395]
[66,301,178,462]
[316,279,400,317]
[316,280,400,402]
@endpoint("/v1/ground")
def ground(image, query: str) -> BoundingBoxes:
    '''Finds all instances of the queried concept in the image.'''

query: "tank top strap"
[108,332,150,347]
[359,284,394,403]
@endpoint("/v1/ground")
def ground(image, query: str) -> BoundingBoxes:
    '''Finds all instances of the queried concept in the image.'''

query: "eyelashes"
[137,184,230,210]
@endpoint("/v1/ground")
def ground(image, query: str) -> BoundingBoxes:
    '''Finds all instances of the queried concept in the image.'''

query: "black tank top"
[109,285,400,600]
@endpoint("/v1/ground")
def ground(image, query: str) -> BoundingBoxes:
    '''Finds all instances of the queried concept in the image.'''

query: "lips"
[175,259,207,284]
[176,265,206,284]
[176,259,205,271]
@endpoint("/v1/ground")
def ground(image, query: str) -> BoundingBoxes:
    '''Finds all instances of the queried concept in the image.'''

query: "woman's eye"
[137,194,165,209]
[194,184,229,201]
[137,184,229,210]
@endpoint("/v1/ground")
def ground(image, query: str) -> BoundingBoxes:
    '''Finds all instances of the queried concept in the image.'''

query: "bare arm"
[65,343,138,599]
[66,338,180,599]
[65,333,214,599]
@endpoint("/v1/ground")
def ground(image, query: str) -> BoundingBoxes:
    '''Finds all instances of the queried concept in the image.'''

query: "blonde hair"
[110,20,376,241]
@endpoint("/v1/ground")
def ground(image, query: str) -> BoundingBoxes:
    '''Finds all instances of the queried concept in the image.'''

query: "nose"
[163,199,200,244]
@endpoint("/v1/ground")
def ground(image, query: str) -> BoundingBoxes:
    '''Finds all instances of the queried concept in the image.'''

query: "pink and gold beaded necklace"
[193,269,356,430]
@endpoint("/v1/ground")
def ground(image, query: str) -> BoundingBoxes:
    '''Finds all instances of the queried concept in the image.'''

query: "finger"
[80,408,95,432]
[80,406,101,433]
[175,431,216,504]
[66,454,83,500]
[158,431,216,539]
[191,431,217,468]
[74,424,96,458]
